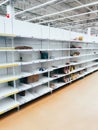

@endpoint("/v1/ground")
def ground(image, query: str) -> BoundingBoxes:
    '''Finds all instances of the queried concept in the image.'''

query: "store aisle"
[1,72,98,130]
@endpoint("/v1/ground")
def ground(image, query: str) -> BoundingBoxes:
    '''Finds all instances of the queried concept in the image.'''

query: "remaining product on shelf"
[40,51,48,59]
[20,75,39,84]
[15,46,32,49]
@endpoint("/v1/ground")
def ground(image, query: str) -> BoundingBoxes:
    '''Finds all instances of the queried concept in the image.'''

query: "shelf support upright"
[8,0,18,108]
[69,25,72,83]
[48,23,52,93]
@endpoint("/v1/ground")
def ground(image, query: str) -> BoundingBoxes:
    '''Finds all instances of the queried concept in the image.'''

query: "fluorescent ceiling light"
[25,1,98,22]
[15,0,60,16]
[65,21,98,29]
[37,10,98,24]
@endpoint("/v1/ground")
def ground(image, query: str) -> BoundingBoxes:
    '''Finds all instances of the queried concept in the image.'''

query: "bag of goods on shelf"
[71,51,80,56]
[73,36,83,41]
[70,66,75,72]
[50,69,59,77]
[70,45,76,48]
[71,73,78,80]
[15,46,32,49]
[20,75,39,84]
[58,76,68,83]
[43,70,59,77]
[79,70,83,75]
[40,51,48,59]
[59,67,70,74]
[78,36,83,41]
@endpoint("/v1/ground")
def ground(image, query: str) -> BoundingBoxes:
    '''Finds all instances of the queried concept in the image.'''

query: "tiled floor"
[1,72,98,130]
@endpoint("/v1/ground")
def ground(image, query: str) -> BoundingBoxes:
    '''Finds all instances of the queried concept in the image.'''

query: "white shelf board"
[70,40,98,44]
[30,77,51,88]
[69,67,85,74]
[17,86,52,105]
[71,58,98,65]
[32,56,70,64]
[32,86,52,99]
[19,91,35,103]
[70,74,84,82]
[1,47,98,52]
[17,83,32,92]
[15,49,33,52]
[0,72,33,84]
[0,47,15,52]
[70,48,98,50]
[70,53,96,59]
[0,86,18,100]
[84,68,98,76]
[32,48,70,51]
[0,75,19,84]
[21,61,33,65]
[21,57,98,68]
[0,49,32,52]
[0,97,19,115]
[20,72,33,78]
[32,69,49,75]
[53,81,70,90]
[50,74,66,81]
[85,63,98,68]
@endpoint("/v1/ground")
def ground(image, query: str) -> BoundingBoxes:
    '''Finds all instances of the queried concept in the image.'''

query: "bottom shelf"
[17,86,52,105]
[0,67,98,115]
[84,68,98,76]
[32,86,52,98]
[0,97,19,115]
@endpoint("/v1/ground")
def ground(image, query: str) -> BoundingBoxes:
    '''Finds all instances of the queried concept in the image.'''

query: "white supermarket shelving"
[1,29,98,116]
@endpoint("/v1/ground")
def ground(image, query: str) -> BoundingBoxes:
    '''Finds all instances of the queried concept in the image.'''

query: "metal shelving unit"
[0,34,98,115]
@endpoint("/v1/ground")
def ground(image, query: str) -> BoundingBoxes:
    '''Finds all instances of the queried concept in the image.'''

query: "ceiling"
[0,0,98,35]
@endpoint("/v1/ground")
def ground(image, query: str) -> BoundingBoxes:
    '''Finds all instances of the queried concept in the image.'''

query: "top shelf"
[15,35,98,44]
[0,33,16,38]
[70,40,97,44]
[0,33,98,44]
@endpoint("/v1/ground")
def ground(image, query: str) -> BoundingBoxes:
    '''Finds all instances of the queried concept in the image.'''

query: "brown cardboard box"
[20,75,39,84]
[27,75,39,83]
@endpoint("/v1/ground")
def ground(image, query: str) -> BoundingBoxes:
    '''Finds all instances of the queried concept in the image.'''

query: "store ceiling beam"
[15,0,60,16]
[59,17,97,28]
[75,0,93,12]
[64,20,98,29]
[0,0,9,7]
[75,0,97,17]
[25,1,98,22]
[37,9,98,24]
